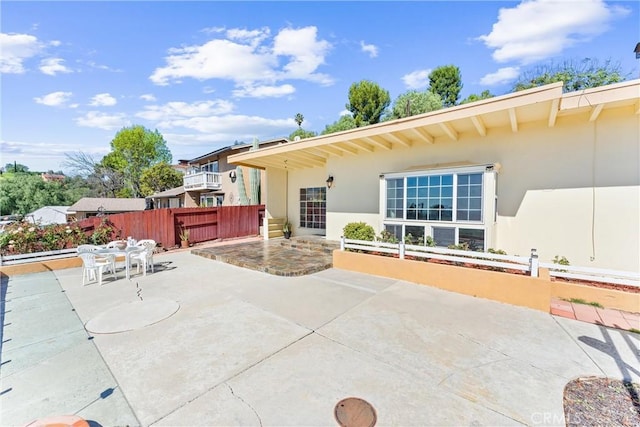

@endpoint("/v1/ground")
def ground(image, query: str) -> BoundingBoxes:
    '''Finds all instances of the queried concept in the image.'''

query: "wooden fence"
[77,205,265,249]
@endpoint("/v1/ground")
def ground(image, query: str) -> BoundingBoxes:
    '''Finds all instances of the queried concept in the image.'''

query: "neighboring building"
[150,138,288,208]
[149,186,185,209]
[172,160,190,175]
[41,172,66,182]
[26,206,70,225]
[68,197,146,220]
[228,80,640,272]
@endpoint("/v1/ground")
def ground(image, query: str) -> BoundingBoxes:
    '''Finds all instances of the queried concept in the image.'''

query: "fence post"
[263,216,269,241]
[399,242,405,260]
[530,248,539,277]
[340,236,345,251]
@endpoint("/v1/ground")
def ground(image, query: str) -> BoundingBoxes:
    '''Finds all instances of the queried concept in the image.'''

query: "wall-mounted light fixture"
[326,175,334,189]
[229,170,237,183]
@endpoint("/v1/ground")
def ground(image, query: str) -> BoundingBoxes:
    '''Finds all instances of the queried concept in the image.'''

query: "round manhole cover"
[334,397,377,427]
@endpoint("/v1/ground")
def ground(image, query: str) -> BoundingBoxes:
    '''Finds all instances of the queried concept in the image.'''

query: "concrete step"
[278,237,340,254]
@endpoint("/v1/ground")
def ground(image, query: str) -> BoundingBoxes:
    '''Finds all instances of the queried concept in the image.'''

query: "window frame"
[381,165,494,250]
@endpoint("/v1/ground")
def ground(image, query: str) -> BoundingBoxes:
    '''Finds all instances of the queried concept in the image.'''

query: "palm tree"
[294,113,304,128]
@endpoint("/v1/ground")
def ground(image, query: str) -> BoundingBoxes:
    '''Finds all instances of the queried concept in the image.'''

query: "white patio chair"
[78,252,112,286]
[77,244,116,273]
[130,239,156,276]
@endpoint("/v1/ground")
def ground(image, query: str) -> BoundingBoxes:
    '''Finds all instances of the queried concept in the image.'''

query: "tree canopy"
[428,65,463,108]
[512,58,626,93]
[387,90,443,120]
[346,80,390,127]
[321,114,357,135]
[139,162,183,197]
[460,90,494,104]
[0,173,90,216]
[101,125,172,197]
[289,128,317,141]
[2,163,29,173]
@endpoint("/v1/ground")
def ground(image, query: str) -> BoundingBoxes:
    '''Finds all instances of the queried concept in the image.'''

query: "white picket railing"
[539,262,640,287]
[0,248,78,266]
[340,237,640,287]
[340,237,534,275]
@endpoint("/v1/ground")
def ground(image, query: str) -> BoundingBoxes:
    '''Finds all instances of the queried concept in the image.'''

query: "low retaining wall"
[333,250,639,313]
[0,257,83,276]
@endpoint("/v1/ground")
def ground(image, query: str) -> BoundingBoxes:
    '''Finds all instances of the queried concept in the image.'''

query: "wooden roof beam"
[385,132,412,147]
[508,108,518,133]
[344,140,375,153]
[332,143,358,155]
[470,115,486,137]
[439,122,458,141]
[548,98,559,127]
[589,103,604,122]
[408,127,433,144]
[363,136,392,150]
[305,148,331,159]
[285,151,326,167]
[314,145,344,157]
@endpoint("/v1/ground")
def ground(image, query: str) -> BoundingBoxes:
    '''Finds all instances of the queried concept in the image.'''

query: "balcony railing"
[183,172,223,191]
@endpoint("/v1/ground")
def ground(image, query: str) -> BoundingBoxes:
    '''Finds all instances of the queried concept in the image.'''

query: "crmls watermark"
[531,412,580,425]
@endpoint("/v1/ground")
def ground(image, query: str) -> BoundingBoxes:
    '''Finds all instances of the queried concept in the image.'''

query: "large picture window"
[300,187,326,229]
[382,166,495,250]
[385,172,483,223]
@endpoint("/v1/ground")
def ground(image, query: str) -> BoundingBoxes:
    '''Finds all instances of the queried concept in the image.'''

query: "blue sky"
[1,1,638,173]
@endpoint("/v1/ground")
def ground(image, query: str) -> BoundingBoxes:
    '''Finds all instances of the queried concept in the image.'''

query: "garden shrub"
[377,229,398,244]
[343,222,375,241]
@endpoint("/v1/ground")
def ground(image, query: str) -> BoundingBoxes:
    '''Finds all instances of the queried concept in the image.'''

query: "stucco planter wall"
[0,256,83,276]
[333,250,639,313]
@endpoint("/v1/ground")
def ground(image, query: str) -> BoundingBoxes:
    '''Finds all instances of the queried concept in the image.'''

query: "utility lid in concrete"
[85,298,179,334]
[334,397,377,427]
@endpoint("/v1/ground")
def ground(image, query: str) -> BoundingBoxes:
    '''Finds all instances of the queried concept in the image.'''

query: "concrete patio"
[1,247,638,426]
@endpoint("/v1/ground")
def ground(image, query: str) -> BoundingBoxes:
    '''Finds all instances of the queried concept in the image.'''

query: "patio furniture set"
[77,238,156,286]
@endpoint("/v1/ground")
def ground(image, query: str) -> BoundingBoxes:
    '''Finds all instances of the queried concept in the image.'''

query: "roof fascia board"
[228,82,565,165]
[559,79,640,111]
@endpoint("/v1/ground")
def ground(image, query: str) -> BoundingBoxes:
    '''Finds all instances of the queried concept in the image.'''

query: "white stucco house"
[229,80,640,272]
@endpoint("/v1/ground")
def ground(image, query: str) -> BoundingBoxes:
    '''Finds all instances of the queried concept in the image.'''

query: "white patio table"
[95,246,144,280]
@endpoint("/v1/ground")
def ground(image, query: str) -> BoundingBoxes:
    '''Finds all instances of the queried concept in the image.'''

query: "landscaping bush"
[343,222,375,241]
[0,218,119,255]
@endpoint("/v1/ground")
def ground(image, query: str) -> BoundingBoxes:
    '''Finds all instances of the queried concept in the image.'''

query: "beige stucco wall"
[284,105,639,271]
[265,168,288,220]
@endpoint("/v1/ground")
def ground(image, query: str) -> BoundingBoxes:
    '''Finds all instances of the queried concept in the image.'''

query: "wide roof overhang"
[228,80,640,171]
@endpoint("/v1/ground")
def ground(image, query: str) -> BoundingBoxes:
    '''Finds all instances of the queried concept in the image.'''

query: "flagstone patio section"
[191,237,339,276]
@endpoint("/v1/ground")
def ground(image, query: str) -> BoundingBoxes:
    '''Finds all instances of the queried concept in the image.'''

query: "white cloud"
[150,25,332,87]
[479,67,521,86]
[402,69,431,89]
[136,100,234,121]
[0,138,108,172]
[339,109,352,117]
[232,84,295,98]
[40,57,72,75]
[89,93,117,106]
[273,26,333,84]
[360,41,378,58]
[84,60,122,72]
[0,33,42,73]
[226,27,270,47]
[34,91,73,107]
[49,40,61,47]
[202,86,216,94]
[75,111,129,130]
[158,114,292,135]
[478,0,630,64]
[140,94,157,102]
